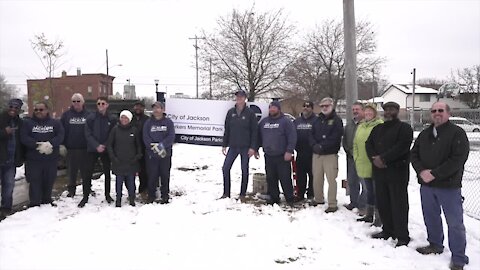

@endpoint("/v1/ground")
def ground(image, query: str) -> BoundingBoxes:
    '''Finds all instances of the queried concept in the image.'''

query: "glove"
[59,145,67,157]
[312,144,322,155]
[36,142,53,155]
[158,143,167,158]
[150,143,160,155]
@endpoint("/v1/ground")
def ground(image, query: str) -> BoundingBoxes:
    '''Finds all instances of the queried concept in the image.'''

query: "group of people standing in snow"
[0,94,175,214]
[221,91,470,270]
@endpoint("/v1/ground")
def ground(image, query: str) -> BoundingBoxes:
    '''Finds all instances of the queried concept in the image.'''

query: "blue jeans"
[0,164,16,210]
[347,157,366,208]
[420,185,469,266]
[115,174,136,199]
[222,147,250,196]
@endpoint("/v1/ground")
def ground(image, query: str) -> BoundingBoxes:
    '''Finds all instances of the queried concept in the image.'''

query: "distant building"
[27,70,115,118]
[170,92,191,99]
[123,84,136,99]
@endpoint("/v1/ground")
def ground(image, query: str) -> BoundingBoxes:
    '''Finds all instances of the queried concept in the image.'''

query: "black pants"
[146,155,172,199]
[84,152,111,197]
[26,160,57,206]
[295,151,314,199]
[66,149,89,195]
[375,178,410,242]
[265,155,294,203]
[138,158,148,193]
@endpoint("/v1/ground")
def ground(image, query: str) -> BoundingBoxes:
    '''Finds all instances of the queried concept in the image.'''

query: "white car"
[449,117,480,132]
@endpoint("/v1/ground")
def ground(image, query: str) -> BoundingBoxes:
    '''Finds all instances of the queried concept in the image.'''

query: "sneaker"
[449,263,464,270]
[78,197,88,208]
[357,215,373,223]
[371,231,393,240]
[344,203,355,211]
[325,206,338,213]
[416,244,443,255]
[105,194,114,203]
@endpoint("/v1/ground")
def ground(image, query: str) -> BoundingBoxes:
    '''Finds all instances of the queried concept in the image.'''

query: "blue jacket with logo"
[61,106,90,149]
[85,111,117,153]
[20,115,65,161]
[222,105,258,149]
[294,113,317,153]
[309,110,344,155]
[258,114,297,156]
[142,115,175,159]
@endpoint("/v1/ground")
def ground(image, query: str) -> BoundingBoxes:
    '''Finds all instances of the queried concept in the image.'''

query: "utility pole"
[371,68,375,104]
[209,58,212,99]
[343,0,358,122]
[189,35,205,98]
[410,68,416,129]
[106,49,109,76]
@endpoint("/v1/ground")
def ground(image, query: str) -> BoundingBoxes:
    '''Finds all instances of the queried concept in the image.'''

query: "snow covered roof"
[386,84,438,94]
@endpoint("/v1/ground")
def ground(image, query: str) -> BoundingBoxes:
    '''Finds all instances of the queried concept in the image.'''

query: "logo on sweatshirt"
[151,125,167,132]
[69,117,86,125]
[32,125,54,134]
[296,123,312,130]
[263,123,280,129]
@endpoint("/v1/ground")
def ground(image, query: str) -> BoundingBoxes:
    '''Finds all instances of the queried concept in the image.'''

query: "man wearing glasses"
[80,97,117,207]
[310,97,344,213]
[0,99,25,221]
[20,102,64,207]
[60,93,90,198]
[411,102,470,270]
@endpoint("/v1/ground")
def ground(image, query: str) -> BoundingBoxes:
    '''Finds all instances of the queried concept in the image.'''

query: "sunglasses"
[97,102,107,106]
[34,108,45,112]
[430,109,445,113]
[72,100,82,103]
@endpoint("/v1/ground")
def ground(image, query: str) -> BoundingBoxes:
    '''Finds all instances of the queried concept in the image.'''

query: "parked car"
[449,117,480,132]
[284,113,296,121]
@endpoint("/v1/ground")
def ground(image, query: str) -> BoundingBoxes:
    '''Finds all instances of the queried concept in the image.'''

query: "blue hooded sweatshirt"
[61,106,90,149]
[20,115,65,161]
[142,115,175,159]
[258,113,297,156]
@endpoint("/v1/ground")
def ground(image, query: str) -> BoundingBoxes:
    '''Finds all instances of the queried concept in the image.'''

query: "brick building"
[27,70,115,118]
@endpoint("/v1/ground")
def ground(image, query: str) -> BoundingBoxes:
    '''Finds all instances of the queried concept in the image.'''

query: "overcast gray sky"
[1,0,479,98]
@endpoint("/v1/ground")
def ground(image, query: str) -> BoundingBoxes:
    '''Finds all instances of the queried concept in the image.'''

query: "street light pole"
[189,35,206,98]
[410,68,416,129]
[343,0,358,123]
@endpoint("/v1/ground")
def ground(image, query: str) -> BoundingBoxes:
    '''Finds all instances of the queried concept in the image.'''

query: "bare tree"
[451,65,480,109]
[0,74,18,110]
[417,77,447,90]
[281,20,384,105]
[31,33,65,111]
[200,6,296,101]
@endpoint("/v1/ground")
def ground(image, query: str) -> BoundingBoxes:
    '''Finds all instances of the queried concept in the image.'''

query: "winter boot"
[115,198,121,207]
[129,197,136,207]
[78,196,89,208]
[372,208,382,227]
[357,205,374,223]
[105,194,114,204]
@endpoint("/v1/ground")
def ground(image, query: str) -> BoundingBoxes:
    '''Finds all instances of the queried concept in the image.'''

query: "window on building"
[87,86,92,97]
[419,95,431,102]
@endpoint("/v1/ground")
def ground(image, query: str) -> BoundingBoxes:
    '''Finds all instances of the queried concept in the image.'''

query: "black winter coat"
[106,123,142,175]
[365,118,413,183]
[85,111,117,153]
[309,111,344,155]
[222,105,258,149]
[294,113,317,153]
[411,121,469,189]
[0,111,24,167]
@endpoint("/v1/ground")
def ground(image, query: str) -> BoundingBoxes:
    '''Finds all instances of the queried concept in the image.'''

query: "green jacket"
[353,118,384,178]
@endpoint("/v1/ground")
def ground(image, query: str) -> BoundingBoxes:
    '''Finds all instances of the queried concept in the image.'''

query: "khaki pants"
[312,154,339,207]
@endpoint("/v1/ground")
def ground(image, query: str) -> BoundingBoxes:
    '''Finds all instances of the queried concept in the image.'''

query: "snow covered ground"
[1,144,479,270]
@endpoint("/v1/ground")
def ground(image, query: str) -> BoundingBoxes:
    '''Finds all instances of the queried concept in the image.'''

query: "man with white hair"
[310,97,344,213]
[60,93,90,198]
